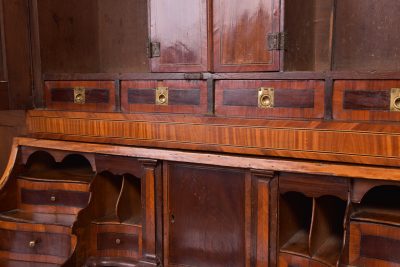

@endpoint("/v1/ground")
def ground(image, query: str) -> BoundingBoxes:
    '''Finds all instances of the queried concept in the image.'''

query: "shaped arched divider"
[117,173,142,224]
[279,191,313,257]
[22,151,95,183]
[279,173,350,267]
[310,195,347,266]
[89,171,123,222]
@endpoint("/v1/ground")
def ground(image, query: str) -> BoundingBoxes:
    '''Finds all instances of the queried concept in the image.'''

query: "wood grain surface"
[26,110,400,167]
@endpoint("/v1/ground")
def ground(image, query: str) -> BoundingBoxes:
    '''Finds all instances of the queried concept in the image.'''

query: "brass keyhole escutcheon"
[74,87,86,104]
[50,196,56,202]
[258,87,274,109]
[156,87,168,105]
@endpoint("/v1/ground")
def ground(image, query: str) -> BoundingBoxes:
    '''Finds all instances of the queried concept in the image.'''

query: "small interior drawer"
[20,188,89,208]
[0,227,71,258]
[97,232,139,252]
[17,179,90,214]
[44,81,116,112]
[121,80,208,115]
[92,224,142,259]
[333,80,400,121]
[215,80,325,119]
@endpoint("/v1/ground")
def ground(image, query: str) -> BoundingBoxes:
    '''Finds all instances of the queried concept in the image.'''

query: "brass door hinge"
[268,32,286,51]
[148,42,161,58]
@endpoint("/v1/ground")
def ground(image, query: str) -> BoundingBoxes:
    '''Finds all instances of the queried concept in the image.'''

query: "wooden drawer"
[121,80,208,114]
[216,80,325,119]
[17,179,90,215]
[91,224,142,259]
[333,80,400,121]
[349,222,400,266]
[20,188,89,208]
[44,81,116,112]
[0,222,74,265]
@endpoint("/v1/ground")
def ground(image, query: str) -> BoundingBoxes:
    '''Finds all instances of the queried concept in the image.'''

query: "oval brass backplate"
[74,87,86,104]
[156,87,168,105]
[258,87,274,109]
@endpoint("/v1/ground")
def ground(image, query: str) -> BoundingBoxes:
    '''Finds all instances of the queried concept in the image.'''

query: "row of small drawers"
[45,80,400,122]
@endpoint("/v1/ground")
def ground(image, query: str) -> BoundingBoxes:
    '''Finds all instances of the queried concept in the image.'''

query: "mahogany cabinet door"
[121,80,208,114]
[216,80,325,119]
[149,0,211,72]
[333,80,400,122]
[213,0,281,72]
[44,81,116,112]
[163,163,250,267]
[349,222,400,266]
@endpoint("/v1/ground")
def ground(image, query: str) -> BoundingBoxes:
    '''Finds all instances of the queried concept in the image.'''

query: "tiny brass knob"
[50,196,56,202]
[29,240,36,248]
[158,94,167,104]
[115,238,121,245]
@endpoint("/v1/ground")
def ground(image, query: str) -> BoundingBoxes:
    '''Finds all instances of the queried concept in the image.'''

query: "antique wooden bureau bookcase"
[0,0,400,266]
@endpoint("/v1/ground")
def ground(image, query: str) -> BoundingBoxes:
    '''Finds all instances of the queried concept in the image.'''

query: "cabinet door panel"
[164,163,248,267]
[150,0,210,72]
[214,0,280,72]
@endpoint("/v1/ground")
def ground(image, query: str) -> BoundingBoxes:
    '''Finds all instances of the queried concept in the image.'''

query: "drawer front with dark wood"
[349,222,400,266]
[44,81,116,112]
[333,80,400,121]
[0,229,71,257]
[17,179,90,214]
[20,189,89,208]
[92,224,142,259]
[216,80,325,119]
[121,80,208,114]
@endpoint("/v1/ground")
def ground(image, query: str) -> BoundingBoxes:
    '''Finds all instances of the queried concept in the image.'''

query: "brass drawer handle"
[50,195,56,202]
[156,87,168,105]
[74,87,86,104]
[258,87,274,108]
[115,238,121,245]
[391,88,400,111]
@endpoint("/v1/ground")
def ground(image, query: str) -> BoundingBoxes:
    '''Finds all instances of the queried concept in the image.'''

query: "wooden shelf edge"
[12,137,400,181]
[43,70,400,81]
